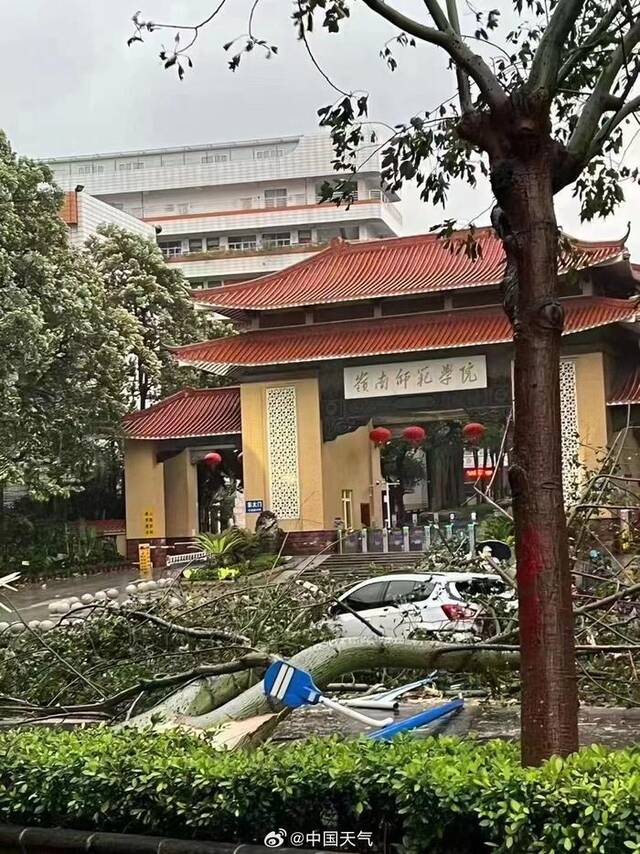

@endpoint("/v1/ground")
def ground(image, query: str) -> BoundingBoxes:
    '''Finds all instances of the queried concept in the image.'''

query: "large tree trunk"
[498,149,579,765]
[173,638,517,729]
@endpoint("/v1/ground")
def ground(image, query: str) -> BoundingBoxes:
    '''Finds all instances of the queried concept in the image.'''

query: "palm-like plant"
[194,531,244,568]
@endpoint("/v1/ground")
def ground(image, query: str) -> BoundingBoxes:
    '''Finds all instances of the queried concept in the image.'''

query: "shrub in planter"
[184,554,284,581]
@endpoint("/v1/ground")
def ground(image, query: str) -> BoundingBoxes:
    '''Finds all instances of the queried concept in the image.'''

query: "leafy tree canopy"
[128,0,640,228]
[86,225,231,410]
[0,134,134,499]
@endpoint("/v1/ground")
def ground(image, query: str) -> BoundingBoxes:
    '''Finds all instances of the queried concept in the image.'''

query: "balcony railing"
[122,190,399,220]
[163,241,330,262]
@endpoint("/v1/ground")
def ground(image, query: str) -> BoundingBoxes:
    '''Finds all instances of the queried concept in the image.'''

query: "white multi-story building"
[47,134,402,289]
[60,190,157,246]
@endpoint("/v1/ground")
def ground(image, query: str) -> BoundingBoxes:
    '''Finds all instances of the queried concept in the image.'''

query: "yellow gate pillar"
[164,449,199,541]
[124,439,167,565]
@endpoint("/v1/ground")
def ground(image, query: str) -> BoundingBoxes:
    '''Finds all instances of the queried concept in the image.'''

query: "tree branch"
[528,0,589,96]
[567,17,640,162]
[575,580,640,616]
[180,637,519,728]
[589,92,640,156]
[557,1,625,84]
[61,603,252,647]
[47,654,273,717]
[360,0,507,110]
[122,608,252,646]
[445,0,473,113]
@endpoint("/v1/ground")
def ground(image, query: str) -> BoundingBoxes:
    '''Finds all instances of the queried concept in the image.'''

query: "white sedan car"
[325,572,511,639]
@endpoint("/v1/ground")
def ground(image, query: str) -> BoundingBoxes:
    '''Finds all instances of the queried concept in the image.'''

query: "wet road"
[275,700,640,748]
[2,569,145,622]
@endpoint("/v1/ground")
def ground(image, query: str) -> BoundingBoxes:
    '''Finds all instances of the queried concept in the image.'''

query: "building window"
[118,161,145,171]
[159,240,183,258]
[297,229,313,245]
[206,279,224,288]
[264,188,287,208]
[78,164,104,175]
[205,236,220,251]
[188,238,203,253]
[201,153,228,163]
[341,490,354,530]
[255,148,283,160]
[262,232,291,248]
[228,234,257,251]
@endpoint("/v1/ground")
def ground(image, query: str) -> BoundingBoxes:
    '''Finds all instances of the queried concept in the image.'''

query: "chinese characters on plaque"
[343,355,487,399]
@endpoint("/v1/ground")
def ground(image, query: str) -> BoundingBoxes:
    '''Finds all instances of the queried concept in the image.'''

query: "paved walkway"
[4,568,145,622]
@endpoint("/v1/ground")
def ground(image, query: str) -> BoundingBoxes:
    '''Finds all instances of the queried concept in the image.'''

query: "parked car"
[324,572,513,639]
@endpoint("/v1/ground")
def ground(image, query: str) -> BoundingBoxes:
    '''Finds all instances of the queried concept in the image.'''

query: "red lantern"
[203,451,222,468]
[369,426,392,446]
[462,422,486,444]
[402,425,426,445]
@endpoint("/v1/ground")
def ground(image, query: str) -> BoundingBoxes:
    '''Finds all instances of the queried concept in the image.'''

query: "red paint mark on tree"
[517,525,542,639]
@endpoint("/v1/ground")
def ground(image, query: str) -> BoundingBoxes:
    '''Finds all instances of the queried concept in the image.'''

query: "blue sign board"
[245,499,264,513]
[264,661,321,708]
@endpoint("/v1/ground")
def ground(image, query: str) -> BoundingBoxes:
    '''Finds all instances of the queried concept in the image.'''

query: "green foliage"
[194,528,273,568]
[478,512,515,546]
[194,530,246,566]
[0,134,133,498]
[185,552,283,581]
[0,576,334,709]
[194,527,281,570]
[0,730,638,852]
[0,612,191,707]
[86,224,230,409]
[0,511,122,580]
[380,439,426,490]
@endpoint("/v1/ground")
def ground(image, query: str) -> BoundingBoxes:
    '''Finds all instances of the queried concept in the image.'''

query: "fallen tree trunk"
[171,637,518,730]
[125,669,259,729]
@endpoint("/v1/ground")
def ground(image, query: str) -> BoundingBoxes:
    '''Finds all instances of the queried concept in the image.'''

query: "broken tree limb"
[125,669,260,729]
[58,653,273,717]
[175,637,519,729]
[59,603,253,648]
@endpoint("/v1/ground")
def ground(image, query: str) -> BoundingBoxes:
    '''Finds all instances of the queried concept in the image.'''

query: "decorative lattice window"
[266,386,300,519]
[559,360,579,499]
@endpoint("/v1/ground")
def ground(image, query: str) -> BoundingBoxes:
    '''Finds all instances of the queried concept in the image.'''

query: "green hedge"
[0,729,638,852]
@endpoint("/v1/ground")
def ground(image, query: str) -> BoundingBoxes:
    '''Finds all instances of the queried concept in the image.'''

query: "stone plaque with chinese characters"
[343,355,487,399]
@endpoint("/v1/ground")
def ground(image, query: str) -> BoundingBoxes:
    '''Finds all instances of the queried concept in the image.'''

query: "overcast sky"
[3,0,639,256]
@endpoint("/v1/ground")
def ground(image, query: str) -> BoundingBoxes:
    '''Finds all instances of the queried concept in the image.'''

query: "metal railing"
[125,193,309,219]
[166,550,207,566]
[122,191,400,221]
[337,514,478,556]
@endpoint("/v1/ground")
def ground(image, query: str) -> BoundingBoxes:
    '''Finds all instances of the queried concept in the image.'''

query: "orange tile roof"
[122,387,241,440]
[608,366,640,405]
[192,229,627,313]
[173,297,638,373]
